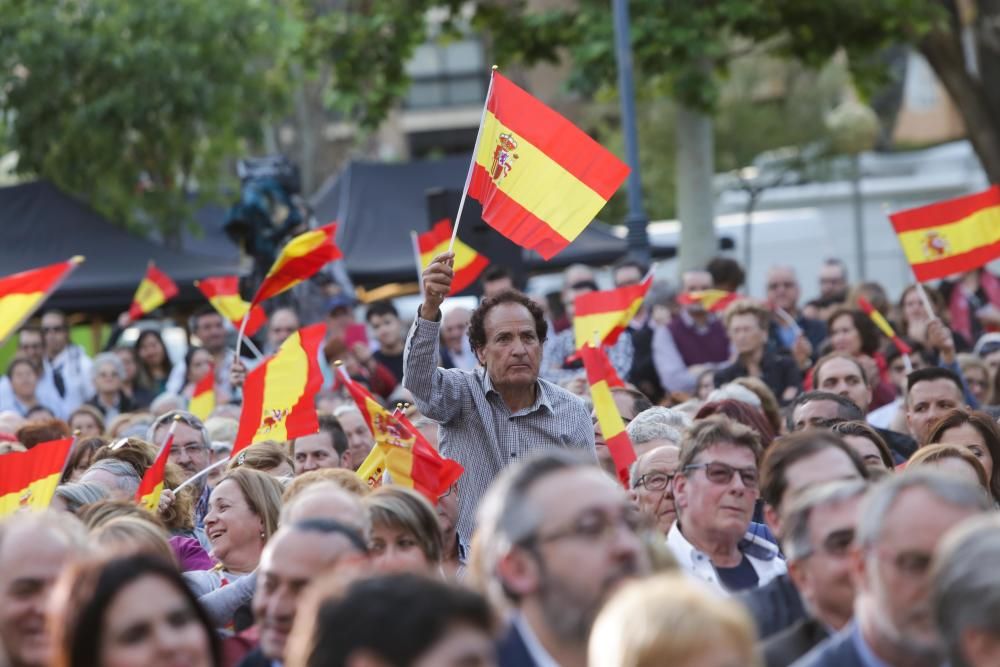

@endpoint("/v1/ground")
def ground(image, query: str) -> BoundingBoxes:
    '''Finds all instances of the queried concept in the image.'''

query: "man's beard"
[535,555,638,644]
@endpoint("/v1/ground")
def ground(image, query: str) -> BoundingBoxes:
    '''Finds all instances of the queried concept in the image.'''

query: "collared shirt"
[48,344,94,411]
[403,316,595,544]
[513,614,562,667]
[539,326,633,384]
[849,621,891,667]
[666,521,786,597]
[0,359,66,418]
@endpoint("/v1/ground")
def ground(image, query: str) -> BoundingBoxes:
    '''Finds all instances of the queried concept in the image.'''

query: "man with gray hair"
[795,471,991,667]
[149,410,213,526]
[931,514,1000,667]
[79,458,142,500]
[475,450,649,667]
[625,406,685,457]
[763,479,868,667]
[628,444,680,534]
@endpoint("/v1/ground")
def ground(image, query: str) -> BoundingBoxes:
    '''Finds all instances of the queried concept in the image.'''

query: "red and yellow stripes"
[677,290,739,313]
[579,344,635,487]
[252,223,342,305]
[468,72,629,260]
[233,323,326,454]
[0,437,74,516]
[196,276,267,336]
[136,432,174,512]
[858,296,912,355]
[574,275,652,350]
[188,371,216,422]
[128,264,178,321]
[0,258,83,343]
[417,219,489,294]
[889,186,1000,282]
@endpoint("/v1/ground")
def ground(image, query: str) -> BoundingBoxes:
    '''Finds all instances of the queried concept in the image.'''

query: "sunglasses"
[683,461,759,489]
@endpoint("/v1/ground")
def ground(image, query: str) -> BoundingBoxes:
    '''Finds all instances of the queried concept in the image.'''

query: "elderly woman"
[0,357,45,417]
[362,486,443,576]
[86,352,135,420]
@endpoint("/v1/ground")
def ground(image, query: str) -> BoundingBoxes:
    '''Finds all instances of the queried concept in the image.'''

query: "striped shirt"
[404,316,596,543]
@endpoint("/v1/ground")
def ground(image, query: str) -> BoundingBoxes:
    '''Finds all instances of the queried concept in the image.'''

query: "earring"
[260,531,265,539]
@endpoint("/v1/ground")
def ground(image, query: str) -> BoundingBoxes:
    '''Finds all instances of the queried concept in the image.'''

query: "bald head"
[280,483,370,540]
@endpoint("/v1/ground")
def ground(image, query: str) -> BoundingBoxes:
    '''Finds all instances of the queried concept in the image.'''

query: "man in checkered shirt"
[404,251,596,544]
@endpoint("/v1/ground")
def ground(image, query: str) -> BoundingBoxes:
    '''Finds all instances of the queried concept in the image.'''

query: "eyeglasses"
[635,471,675,492]
[683,461,759,489]
[169,443,208,458]
[525,508,644,546]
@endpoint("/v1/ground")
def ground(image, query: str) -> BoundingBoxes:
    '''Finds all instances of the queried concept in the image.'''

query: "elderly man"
[715,300,801,404]
[265,307,300,354]
[332,405,374,470]
[0,512,88,667]
[906,366,967,446]
[41,309,93,410]
[593,387,652,478]
[240,519,369,667]
[79,458,142,500]
[932,515,1000,667]
[292,413,350,474]
[149,410,213,526]
[626,406,685,455]
[440,307,477,371]
[629,444,681,534]
[651,269,731,394]
[745,430,869,638]
[763,479,869,667]
[406,252,594,545]
[476,450,649,667]
[796,471,990,667]
[668,415,785,595]
[765,264,826,362]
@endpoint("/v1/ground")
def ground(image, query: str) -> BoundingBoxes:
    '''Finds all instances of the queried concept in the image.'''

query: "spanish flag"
[677,290,739,313]
[858,295,912,355]
[128,263,178,322]
[0,258,83,344]
[574,275,653,350]
[233,323,326,454]
[196,276,267,336]
[418,219,489,294]
[580,344,635,487]
[467,71,629,260]
[343,373,463,501]
[889,186,1000,282]
[0,437,74,516]
[135,431,174,512]
[251,223,342,306]
[188,371,216,422]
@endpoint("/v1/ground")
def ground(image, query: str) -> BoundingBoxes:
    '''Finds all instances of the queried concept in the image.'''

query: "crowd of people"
[3,250,1000,667]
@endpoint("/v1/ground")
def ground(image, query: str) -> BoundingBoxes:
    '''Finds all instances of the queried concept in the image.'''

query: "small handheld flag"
[677,290,739,313]
[250,223,342,307]
[417,219,489,294]
[0,257,83,344]
[188,370,216,422]
[196,277,267,337]
[135,419,178,512]
[579,344,635,487]
[857,296,912,355]
[128,263,178,322]
[573,275,653,350]
[0,437,75,516]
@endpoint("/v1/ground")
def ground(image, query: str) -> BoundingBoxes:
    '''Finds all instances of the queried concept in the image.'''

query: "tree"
[0,0,291,243]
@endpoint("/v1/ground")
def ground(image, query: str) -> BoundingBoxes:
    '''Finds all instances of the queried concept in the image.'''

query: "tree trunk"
[919,25,1000,183]
[675,103,717,277]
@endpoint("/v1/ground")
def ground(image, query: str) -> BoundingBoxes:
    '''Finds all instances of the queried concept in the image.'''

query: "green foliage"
[0,0,290,239]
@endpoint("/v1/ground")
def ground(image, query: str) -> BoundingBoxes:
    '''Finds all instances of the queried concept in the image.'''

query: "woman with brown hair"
[927,409,1000,502]
[363,486,443,576]
[830,420,895,473]
[907,444,989,491]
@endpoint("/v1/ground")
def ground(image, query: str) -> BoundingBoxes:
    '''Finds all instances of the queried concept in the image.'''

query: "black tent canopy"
[309,156,630,288]
[0,181,245,312]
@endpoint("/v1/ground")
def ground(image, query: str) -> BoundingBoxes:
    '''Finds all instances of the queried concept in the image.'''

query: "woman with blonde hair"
[363,486,443,576]
[227,440,294,478]
[91,516,177,566]
[589,573,761,667]
[907,444,990,491]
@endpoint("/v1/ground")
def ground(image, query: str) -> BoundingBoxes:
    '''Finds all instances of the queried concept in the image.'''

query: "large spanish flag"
[418,219,489,294]
[580,344,635,488]
[0,437,74,516]
[188,371,216,422]
[858,295,912,355]
[677,290,739,313]
[0,257,83,344]
[128,263,179,321]
[196,276,267,336]
[467,71,630,260]
[574,275,652,350]
[251,223,342,306]
[889,186,1000,282]
[233,323,326,454]
[135,431,174,512]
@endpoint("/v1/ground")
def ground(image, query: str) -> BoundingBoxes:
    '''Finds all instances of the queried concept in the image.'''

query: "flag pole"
[174,459,228,494]
[242,335,264,361]
[448,66,498,252]
[234,311,250,361]
[914,281,936,322]
[410,231,426,302]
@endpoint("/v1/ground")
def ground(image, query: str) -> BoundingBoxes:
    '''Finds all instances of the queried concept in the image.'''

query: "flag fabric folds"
[342,373,463,502]
[417,219,489,294]
[128,264,178,321]
[0,258,83,344]
[858,296,912,355]
[251,223,342,306]
[135,432,175,512]
[677,290,739,313]
[196,276,267,336]
[573,275,653,350]
[579,344,635,487]
[467,71,630,260]
[889,185,1000,282]
[188,371,216,422]
[0,437,74,516]
[233,323,326,454]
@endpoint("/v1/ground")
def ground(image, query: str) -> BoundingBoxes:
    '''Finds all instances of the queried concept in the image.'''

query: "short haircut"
[906,366,964,401]
[147,410,209,447]
[812,353,867,387]
[467,290,548,355]
[54,482,110,514]
[315,413,348,456]
[786,391,864,431]
[365,300,399,322]
[829,421,895,469]
[481,264,513,284]
[191,305,223,329]
[706,256,746,291]
[722,299,770,330]
[0,510,89,558]
[760,430,868,509]
[827,308,881,356]
[926,409,1000,501]
[629,445,681,488]
[76,499,166,531]
[856,470,990,551]
[216,468,285,541]
[81,459,142,497]
[626,411,682,448]
[289,517,369,554]
[283,469,370,502]
[611,386,653,419]
[228,440,293,474]
[363,486,443,563]
[677,415,763,471]
[932,515,1000,667]
[91,352,126,381]
[16,418,71,449]
[91,517,176,565]
[907,444,989,489]
[782,479,869,561]
[6,356,38,380]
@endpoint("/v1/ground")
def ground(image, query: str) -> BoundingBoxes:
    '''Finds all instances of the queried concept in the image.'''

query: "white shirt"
[666,521,786,597]
[48,344,94,411]
[513,614,562,667]
[866,397,902,430]
[0,358,67,418]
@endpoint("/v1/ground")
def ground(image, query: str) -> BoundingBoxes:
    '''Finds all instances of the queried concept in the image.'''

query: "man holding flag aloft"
[404,251,595,545]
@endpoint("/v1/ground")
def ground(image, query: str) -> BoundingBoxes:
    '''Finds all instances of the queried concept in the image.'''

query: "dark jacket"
[625,320,664,403]
[714,350,803,405]
[790,624,865,667]
[739,573,807,640]
[763,617,830,667]
[496,621,539,667]
[234,647,270,667]
[768,316,827,362]
[875,426,918,462]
